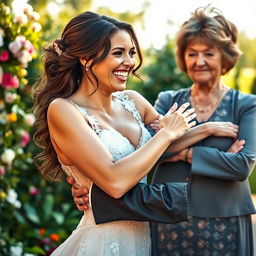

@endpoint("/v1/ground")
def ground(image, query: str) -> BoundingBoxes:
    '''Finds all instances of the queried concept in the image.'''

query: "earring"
[85,66,88,72]
[222,67,226,74]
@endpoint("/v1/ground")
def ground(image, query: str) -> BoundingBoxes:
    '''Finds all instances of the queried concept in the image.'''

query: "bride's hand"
[67,177,90,211]
[159,102,196,141]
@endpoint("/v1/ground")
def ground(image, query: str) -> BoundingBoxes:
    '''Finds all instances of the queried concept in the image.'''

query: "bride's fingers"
[183,108,196,118]
[176,102,191,114]
[166,102,178,115]
[187,113,197,122]
[188,120,197,129]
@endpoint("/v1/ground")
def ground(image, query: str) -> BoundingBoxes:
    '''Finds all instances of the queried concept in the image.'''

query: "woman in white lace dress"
[33,11,198,255]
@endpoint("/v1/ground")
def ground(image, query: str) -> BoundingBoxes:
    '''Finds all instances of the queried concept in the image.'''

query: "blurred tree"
[135,37,191,104]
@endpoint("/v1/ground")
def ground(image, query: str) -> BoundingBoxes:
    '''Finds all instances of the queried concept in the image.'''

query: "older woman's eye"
[188,53,196,57]
[205,52,214,56]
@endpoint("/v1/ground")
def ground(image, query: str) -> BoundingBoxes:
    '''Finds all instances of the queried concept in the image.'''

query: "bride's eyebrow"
[111,46,135,51]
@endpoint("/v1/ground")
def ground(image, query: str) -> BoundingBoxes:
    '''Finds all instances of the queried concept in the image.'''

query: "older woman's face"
[184,41,223,86]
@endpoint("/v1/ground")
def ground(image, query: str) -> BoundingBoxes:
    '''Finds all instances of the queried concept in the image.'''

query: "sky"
[91,0,256,49]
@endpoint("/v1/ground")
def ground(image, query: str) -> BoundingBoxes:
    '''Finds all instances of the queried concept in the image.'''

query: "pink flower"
[9,38,23,57]
[29,186,39,196]
[20,130,30,147]
[1,73,19,89]
[0,50,10,62]
[0,166,5,176]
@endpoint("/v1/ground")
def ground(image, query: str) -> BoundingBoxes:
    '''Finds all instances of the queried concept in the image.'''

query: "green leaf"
[42,194,54,221]
[51,211,64,225]
[24,203,40,224]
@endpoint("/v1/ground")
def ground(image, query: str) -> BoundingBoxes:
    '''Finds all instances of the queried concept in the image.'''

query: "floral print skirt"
[151,215,253,256]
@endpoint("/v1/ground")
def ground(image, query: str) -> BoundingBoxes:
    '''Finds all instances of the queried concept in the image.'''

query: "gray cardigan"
[153,88,256,217]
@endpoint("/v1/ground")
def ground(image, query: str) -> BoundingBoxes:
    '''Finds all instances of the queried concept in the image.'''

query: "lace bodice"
[60,91,151,196]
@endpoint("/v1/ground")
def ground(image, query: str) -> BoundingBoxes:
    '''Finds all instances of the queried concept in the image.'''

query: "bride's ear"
[79,57,87,66]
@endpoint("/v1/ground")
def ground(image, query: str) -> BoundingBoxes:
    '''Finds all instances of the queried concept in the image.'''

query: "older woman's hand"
[227,139,245,153]
[207,122,239,139]
[66,177,90,211]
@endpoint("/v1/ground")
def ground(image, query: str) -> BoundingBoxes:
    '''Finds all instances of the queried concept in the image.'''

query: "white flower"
[1,148,15,165]
[9,39,23,57]
[5,92,17,103]
[31,22,41,32]
[24,254,35,256]
[0,65,3,84]
[24,113,35,126]
[6,189,21,209]
[18,50,32,67]
[14,13,28,24]
[23,4,33,16]
[0,28,4,48]
[30,11,40,21]
[10,242,23,256]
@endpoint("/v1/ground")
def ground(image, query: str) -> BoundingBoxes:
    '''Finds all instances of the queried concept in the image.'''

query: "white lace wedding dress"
[51,92,152,256]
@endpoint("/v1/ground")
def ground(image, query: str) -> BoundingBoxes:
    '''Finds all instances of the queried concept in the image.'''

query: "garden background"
[0,0,255,255]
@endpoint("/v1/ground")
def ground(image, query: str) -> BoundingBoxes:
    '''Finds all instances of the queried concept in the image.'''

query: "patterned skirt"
[151,215,253,256]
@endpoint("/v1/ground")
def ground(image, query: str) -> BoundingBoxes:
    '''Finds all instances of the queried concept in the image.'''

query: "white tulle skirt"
[51,210,151,256]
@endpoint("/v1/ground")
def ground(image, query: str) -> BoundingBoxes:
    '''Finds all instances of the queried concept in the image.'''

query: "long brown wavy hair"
[33,11,143,181]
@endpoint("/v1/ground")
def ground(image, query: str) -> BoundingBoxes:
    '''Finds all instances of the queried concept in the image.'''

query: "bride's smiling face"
[92,30,136,93]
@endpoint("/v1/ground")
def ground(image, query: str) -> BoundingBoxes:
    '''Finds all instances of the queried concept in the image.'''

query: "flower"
[0,28,4,48]
[20,130,30,147]
[1,73,19,89]
[38,228,46,236]
[0,50,10,62]
[18,68,27,77]
[5,92,17,103]
[8,112,18,122]
[0,66,3,83]
[10,243,23,256]
[0,166,5,175]
[1,148,15,165]
[50,234,60,242]
[18,49,32,67]
[8,37,23,57]
[30,11,40,21]
[0,191,7,200]
[23,4,33,16]
[31,22,41,32]
[29,186,39,196]
[6,189,21,208]
[24,113,35,126]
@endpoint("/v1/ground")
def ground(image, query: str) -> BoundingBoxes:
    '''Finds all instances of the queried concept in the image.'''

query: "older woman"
[69,6,256,256]
[150,6,256,256]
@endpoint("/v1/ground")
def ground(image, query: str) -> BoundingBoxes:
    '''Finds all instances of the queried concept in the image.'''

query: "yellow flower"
[18,68,27,77]
[8,113,17,122]
[0,191,6,200]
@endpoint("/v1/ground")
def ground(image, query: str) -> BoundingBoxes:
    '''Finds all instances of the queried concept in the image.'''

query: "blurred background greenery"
[0,0,255,255]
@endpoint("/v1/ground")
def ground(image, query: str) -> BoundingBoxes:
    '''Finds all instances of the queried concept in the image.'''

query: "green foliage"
[0,2,81,255]
[139,37,191,104]
[249,167,256,194]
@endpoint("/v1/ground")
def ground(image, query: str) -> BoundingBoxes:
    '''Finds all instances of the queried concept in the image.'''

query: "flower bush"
[0,1,81,255]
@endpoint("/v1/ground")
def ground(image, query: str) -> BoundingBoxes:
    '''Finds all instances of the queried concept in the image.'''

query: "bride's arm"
[48,97,194,199]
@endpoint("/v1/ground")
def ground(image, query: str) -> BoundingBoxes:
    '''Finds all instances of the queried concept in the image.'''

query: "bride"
[33,11,197,255]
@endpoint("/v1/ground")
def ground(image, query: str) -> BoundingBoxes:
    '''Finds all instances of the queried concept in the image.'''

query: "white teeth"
[113,71,128,77]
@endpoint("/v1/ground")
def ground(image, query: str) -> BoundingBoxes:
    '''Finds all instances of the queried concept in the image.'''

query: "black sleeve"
[91,182,188,224]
